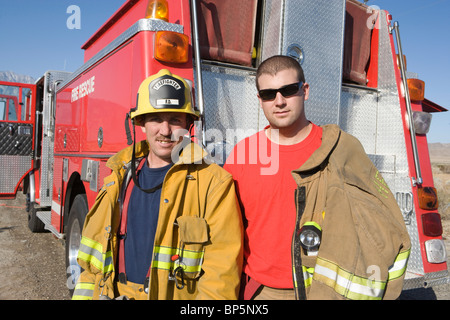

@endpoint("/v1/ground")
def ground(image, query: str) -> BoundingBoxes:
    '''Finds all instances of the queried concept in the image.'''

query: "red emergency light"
[422,212,443,237]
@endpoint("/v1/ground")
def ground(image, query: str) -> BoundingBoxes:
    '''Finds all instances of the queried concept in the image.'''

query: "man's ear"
[303,83,310,101]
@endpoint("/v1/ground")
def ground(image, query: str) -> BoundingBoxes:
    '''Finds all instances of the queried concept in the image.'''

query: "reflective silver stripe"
[152,246,204,274]
[78,236,113,273]
[314,257,386,300]
[72,282,95,300]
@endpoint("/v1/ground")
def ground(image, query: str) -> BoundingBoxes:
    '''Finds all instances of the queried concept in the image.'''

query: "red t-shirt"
[224,123,322,288]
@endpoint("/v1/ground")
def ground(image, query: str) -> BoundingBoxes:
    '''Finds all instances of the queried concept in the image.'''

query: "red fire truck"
[0,0,448,295]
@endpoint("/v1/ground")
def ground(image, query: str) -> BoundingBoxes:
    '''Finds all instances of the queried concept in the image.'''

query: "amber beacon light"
[146,0,169,21]
[155,31,189,63]
[407,78,425,102]
[417,186,439,210]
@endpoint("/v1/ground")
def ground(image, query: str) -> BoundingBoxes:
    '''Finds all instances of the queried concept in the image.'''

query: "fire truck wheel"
[27,202,45,233]
[65,194,88,296]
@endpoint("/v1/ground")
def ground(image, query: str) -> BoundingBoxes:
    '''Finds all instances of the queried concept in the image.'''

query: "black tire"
[65,194,88,296]
[27,201,45,233]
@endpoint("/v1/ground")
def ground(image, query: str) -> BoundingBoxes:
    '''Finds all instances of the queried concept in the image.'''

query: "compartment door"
[0,82,36,199]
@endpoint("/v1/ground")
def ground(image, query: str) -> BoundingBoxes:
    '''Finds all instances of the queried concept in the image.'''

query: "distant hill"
[429,143,450,164]
[0,71,35,84]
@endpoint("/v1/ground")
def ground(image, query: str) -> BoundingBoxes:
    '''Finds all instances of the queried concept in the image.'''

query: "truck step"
[36,211,64,240]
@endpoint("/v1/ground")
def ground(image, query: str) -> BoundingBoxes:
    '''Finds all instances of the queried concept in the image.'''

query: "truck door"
[0,81,36,199]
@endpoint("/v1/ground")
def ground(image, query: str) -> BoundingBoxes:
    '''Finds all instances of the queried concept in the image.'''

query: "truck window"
[21,87,32,121]
[0,97,17,121]
[7,98,17,121]
[0,85,20,121]
[0,101,5,120]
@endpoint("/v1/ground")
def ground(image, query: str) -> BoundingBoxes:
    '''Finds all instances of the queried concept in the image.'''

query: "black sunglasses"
[258,82,303,101]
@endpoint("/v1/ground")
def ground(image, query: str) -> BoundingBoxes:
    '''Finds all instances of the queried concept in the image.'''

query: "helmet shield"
[149,75,185,110]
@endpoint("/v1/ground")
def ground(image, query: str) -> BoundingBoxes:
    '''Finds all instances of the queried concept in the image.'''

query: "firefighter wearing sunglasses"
[73,70,243,300]
[224,55,411,300]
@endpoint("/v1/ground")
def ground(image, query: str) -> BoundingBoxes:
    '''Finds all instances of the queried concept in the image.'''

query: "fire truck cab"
[0,0,448,296]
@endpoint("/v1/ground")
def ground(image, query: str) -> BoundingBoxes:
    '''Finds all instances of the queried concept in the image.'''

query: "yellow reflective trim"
[302,266,314,288]
[80,236,103,253]
[103,251,114,273]
[304,267,314,274]
[72,282,95,300]
[155,246,204,260]
[293,266,298,288]
[302,221,322,231]
[152,245,204,273]
[152,260,202,273]
[78,236,114,273]
[388,249,410,281]
[77,251,103,272]
[314,257,386,300]
[72,295,92,301]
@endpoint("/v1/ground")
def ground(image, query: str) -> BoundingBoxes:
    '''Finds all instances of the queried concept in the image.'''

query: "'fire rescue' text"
[71,76,95,102]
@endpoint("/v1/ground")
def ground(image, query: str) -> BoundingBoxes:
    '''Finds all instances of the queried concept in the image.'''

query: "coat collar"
[293,124,341,173]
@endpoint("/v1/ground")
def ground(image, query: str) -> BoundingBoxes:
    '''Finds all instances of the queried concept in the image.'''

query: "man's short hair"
[256,55,306,90]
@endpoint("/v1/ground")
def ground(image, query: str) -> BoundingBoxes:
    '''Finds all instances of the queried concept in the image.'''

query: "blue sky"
[0,0,449,143]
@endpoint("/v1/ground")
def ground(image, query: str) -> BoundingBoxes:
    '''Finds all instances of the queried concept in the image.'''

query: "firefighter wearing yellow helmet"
[73,69,243,300]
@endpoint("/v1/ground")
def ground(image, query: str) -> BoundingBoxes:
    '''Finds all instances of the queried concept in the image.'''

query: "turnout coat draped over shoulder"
[292,124,411,300]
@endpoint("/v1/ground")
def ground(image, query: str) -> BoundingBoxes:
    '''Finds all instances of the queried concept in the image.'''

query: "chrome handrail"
[190,0,206,145]
[393,21,422,186]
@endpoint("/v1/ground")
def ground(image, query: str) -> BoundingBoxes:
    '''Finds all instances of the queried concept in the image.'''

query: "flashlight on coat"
[298,222,322,255]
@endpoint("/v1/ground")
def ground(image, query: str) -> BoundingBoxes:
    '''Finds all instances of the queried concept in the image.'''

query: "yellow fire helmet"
[130,69,199,126]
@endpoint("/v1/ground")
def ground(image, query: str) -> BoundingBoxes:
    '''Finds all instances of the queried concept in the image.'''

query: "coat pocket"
[174,216,209,279]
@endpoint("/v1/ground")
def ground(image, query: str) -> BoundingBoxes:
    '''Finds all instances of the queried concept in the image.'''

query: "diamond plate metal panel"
[376,11,423,278]
[40,71,71,206]
[340,87,378,154]
[259,0,284,60]
[0,123,33,156]
[199,63,260,162]
[0,122,33,195]
[281,0,346,125]
[0,155,31,193]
